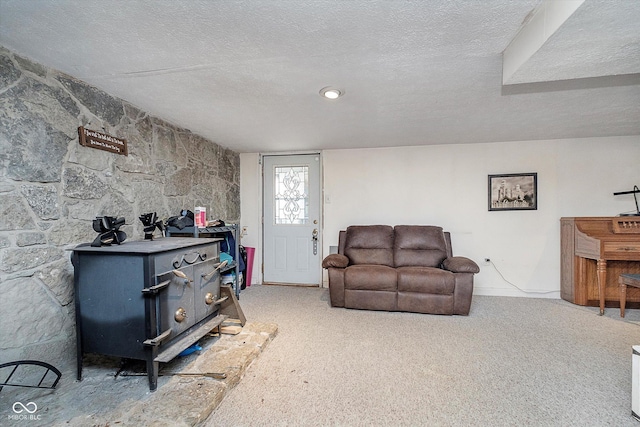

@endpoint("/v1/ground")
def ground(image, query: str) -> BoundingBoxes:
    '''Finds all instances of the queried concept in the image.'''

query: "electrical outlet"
[241,226,248,236]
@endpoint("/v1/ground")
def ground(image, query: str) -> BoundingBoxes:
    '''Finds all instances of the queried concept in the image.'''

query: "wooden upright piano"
[561,217,640,314]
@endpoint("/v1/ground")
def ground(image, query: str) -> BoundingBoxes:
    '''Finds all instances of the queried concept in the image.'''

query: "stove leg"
[76,356,82,381]
[147,359,158,391]
[76,342,83,381]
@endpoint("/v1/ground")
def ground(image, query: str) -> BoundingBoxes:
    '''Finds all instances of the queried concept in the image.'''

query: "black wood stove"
[71,237,228,390]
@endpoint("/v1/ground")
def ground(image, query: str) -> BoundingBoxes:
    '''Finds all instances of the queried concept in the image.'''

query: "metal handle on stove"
[205,293,229,306]
[172,270,191,287]
[143,329,171,346]
[174,307,187,322]
[201,260,228,281]
[172,251,207,268]
[141,280,171,295]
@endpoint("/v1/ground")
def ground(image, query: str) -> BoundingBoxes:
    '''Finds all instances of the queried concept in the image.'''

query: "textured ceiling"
[1,0,638,153]
[506,0,640,84]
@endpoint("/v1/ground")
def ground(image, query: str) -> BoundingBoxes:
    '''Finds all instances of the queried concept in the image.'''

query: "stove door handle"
[172,270,192,287]
[141,280,171,295]
[201,260,229,281]
[143,329,171,347]
[212,295,229,306]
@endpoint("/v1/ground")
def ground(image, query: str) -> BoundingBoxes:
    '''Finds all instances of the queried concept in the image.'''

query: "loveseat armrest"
[442,256,480,274]
[322,254,349,269]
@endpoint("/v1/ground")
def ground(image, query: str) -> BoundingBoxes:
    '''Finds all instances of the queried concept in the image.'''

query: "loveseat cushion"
[397,292,454,315]
[397,266,455,294]
[344,265,397,291]
[393,225,448,268]
[344,225,394,267]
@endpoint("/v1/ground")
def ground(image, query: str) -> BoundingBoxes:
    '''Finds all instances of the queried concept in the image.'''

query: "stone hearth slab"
[0,322,277,426]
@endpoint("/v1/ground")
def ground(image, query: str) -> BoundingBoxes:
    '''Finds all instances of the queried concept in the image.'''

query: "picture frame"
[488,173,537,211]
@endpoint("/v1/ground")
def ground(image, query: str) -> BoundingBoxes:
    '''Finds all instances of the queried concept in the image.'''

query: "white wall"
[240,136,640,297]
[239,153,263,285]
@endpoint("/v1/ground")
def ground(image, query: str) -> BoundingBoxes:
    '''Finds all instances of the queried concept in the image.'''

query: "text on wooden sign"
[78,126,128,156]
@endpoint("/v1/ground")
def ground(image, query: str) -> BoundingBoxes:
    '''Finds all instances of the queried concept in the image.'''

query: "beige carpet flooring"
[206,284,640,427]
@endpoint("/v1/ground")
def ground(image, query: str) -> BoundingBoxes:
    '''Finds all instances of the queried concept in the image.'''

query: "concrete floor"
[0,322,277,426]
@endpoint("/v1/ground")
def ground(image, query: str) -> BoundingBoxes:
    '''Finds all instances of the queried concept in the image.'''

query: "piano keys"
[561,217,640,315]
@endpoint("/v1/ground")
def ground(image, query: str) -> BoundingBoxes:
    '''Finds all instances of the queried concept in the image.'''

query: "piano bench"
[619,274,640,318]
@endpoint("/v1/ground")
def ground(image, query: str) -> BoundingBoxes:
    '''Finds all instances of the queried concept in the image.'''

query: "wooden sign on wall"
[78,126,128,156]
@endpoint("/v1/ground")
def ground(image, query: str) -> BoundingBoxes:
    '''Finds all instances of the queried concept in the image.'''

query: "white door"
[263,154,321,285]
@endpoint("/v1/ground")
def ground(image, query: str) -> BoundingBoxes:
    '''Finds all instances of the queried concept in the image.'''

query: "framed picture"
[488,173,537,211]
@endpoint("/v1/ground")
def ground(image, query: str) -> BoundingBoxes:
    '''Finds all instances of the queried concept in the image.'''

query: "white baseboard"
[473,287,561,299]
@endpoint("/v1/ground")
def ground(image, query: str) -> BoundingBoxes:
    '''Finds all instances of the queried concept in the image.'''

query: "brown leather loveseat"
[322,225,480,315]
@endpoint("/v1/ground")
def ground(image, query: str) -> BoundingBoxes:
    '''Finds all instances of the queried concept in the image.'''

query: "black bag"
[166,209,194,229]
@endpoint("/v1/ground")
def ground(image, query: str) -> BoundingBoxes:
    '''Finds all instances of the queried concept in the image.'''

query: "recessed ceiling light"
[320,87,343,99]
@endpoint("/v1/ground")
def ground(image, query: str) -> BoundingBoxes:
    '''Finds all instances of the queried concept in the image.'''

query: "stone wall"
[0,46,240,373]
